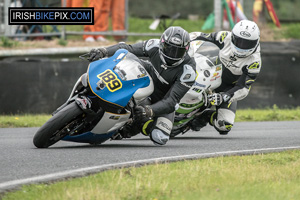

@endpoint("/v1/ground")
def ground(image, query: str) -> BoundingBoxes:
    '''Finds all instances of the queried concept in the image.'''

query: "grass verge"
[2,150,300,200]
[0,114,51,128]
[1,106,299,128]
[235,106,300,122]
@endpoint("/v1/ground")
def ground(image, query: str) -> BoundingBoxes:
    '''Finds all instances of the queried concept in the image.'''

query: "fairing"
[88,49,152,108]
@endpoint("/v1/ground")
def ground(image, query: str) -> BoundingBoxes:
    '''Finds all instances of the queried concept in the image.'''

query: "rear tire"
[33,102,83,148]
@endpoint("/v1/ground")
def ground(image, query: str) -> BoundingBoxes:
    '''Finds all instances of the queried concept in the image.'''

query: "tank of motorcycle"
[87,49,153,108]
[177,53,222,113]
[188,40,204,58]
[194,53,222,91]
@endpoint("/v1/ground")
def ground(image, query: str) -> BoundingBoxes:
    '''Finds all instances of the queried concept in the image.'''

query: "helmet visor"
[161,42,188,60]
[231,34,258,50]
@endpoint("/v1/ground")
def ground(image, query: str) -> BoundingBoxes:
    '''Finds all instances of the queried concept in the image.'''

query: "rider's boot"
[118,121,141,139]
[190,110,216,131]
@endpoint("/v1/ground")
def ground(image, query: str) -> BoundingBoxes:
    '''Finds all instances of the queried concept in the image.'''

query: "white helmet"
[231,20,260,58]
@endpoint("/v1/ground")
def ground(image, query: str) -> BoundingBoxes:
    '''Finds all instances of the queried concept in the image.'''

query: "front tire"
[33,102,83,148]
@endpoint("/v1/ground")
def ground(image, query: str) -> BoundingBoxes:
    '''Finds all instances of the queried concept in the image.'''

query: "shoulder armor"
[144,39,160,52]
[246,61,261,73]
[189,32,202,40]
[217,31,229,44]
[180,64,196,83]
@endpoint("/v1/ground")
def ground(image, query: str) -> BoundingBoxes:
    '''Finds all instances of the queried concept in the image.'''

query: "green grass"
[0,114,51,128]
[281,23,300,39]
[235,105,300,122]
[57,38,68,46]
[1,106,299,128]
[268,22,300,40]
[0,36,19,48]
[2,150,300,200]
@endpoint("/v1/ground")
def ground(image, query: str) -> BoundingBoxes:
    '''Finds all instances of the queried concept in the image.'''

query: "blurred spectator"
[61,0,84,7]
[83,0,126,42]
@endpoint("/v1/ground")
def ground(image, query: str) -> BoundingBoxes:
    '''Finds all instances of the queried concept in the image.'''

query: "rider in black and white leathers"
[190,20,262,135]
[105,40,196,116]
[88,26,196,145]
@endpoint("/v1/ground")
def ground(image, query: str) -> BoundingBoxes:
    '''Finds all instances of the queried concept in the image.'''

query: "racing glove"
[208,92,232,106]
[88,48,108,62]
[208,93,223,106]
[134,105,154,121]
[221,92,231,103]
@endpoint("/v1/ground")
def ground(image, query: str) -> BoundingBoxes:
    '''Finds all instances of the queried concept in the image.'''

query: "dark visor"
[161,42,187,60]
[232,34,258,50]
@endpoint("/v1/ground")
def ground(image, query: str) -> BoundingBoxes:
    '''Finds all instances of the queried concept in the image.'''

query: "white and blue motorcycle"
[33,49,154,148]
[33,42,221,147]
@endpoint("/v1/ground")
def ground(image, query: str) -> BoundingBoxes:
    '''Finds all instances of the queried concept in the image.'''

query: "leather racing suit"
[190,31,262,134]
[106,40,196,143]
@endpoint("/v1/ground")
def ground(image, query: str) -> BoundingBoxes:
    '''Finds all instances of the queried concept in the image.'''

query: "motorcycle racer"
[88,26,196,145]
[189,20,262,135]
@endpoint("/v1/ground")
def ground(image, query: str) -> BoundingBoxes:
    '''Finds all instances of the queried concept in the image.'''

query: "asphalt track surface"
[0,121,300,192]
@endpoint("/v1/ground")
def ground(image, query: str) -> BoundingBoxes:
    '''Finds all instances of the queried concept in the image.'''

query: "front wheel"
[33,102,84,148]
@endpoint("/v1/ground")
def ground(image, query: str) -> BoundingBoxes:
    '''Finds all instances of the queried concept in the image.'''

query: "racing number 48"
[97,69,122,92]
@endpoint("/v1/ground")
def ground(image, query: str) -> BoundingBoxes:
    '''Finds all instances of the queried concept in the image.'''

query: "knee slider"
[148,116,172,145]
[213,119,233,134]
[212,108,235,135]
[150,129,169,145]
